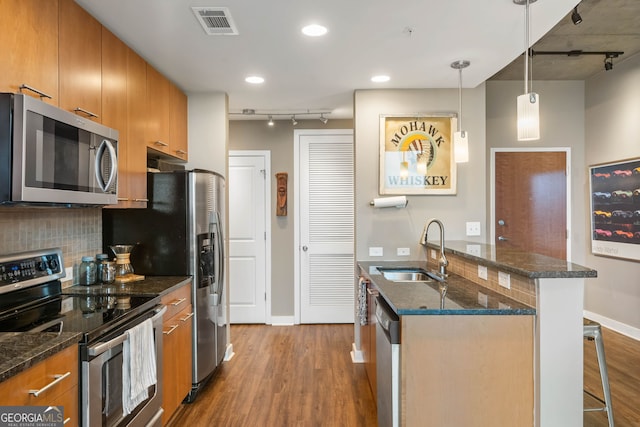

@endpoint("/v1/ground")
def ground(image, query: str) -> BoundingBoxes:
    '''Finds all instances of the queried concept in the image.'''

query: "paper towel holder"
[370,196,408,208]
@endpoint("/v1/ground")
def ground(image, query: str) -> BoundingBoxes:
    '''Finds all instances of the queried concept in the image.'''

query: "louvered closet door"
[300,132,354,323]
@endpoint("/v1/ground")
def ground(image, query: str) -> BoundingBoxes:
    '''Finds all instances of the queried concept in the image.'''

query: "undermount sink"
[377,267,435,283]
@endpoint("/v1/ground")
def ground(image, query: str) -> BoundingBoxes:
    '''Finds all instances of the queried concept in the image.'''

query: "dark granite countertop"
[358,261,535,316]
[0,276,191,384]
[0,331,82,382]
[426,240,597,279]
[62,275,192,297]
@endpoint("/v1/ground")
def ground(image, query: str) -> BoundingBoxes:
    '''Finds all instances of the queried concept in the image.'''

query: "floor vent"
[191,7,238,35]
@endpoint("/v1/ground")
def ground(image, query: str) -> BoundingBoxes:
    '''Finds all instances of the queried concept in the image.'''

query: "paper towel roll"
[370,196,408,208]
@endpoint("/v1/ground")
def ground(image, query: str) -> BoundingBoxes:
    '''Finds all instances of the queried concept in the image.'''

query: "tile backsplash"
[0,207,102,284]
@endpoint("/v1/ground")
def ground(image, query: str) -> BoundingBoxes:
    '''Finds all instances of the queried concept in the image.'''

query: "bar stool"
[584,319,615,427]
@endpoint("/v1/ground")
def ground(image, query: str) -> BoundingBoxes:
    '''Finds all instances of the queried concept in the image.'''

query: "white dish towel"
[122,318,157,415]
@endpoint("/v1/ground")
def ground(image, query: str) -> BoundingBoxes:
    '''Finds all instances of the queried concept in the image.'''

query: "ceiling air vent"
[191,7,238,35]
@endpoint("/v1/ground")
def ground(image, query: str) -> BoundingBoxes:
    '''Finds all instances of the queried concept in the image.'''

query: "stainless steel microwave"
[0,93,119,206]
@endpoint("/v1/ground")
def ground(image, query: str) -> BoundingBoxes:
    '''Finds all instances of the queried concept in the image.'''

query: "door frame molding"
[228,150,272,324]
[293,129,354,325]
[490,147,572,261]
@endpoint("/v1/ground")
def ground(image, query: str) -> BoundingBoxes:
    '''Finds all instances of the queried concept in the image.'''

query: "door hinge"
[265,292,267,301]
[260,169,266,178]
[264,231,267,240]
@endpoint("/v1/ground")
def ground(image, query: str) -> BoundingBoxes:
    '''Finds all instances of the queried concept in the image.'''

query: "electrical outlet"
[63,266,74,283]
[466,221,481,236]
[477,265,488,280]
[466,244,481,256]
[477,292,488,307]
[369,247,383,257]
[498,271,511,289]
[397,247,410,256]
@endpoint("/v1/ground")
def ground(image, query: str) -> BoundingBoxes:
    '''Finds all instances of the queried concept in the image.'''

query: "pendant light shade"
[451,60,470,163]
[515,0,540,141]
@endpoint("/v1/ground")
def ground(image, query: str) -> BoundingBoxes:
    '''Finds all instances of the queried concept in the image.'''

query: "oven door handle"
[88,305,167,357]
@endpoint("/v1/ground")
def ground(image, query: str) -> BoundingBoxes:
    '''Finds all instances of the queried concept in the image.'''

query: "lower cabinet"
[0,345,79,426]
[161,282,193,425]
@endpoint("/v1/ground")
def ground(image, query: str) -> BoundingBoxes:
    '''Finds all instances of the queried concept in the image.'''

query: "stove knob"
[37,261,48,271]
[48,258,59,271]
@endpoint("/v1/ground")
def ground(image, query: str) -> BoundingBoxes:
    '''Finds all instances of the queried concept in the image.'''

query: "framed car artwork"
[589,157,640,261]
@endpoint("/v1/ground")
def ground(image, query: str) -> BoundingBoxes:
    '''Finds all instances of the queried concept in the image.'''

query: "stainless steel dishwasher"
[376,296,400,427]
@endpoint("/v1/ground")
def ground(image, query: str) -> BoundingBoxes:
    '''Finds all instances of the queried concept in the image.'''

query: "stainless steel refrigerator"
[102,169,226,402]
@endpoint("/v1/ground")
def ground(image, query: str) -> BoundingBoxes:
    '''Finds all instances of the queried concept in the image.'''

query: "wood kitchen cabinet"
[146,64,172,155]
[0,345,79,426]
[0,0,59,104]
[170,84,189,161]
[161,282,193,425]
[58,0,102,122]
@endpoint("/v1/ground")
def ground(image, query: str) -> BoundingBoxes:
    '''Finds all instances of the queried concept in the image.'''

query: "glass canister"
[95,254,109,284]
[98,260,116,284]
[78,256,97,286]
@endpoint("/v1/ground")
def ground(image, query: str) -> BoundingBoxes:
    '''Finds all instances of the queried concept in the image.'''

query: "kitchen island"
[358,240,596,427]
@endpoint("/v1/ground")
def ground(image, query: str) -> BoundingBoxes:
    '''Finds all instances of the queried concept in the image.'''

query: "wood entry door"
[494,151,567,259]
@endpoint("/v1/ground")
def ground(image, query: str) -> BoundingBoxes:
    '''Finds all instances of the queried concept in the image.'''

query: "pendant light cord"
[524,0,531,94]
[458,68,463,131]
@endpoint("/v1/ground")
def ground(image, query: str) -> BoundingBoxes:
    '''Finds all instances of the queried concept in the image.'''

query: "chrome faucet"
[420,218,448,279]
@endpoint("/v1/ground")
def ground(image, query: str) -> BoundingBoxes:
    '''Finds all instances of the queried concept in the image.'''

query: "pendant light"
[515,0,540,141]
[451,60,470,163]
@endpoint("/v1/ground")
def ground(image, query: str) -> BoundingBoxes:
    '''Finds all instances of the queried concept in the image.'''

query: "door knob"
[498,219,505,226]
[302,246,308,251]
[498,236,509,241]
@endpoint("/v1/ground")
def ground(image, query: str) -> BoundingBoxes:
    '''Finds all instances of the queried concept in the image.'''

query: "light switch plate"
[397,247,410,256]
[477,265,488,280]
[466,221,481,236]
[498,271,511,289]
[369,247,383,257]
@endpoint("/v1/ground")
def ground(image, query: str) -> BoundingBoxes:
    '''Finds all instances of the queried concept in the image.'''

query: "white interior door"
[296,130,354,324]
[228,152,270,324]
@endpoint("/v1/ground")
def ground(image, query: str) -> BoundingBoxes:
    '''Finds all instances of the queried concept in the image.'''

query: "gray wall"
[584,53,640,330]
[485,80,588,265]
[354,87,487,262]
[229,119,353,316]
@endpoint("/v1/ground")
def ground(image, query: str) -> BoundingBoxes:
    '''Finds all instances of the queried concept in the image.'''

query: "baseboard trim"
[351,343,364,363]
[584,310,640,341]
[270,316,295,326]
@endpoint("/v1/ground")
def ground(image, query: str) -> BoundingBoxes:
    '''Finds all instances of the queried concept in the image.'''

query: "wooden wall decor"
[276,172,288,216]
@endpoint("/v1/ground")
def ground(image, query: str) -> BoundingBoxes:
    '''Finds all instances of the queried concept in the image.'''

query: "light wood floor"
[170,323,639,427]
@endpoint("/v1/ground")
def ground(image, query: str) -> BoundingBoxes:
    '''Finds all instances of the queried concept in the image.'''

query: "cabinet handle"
[171,298,187,306]
[179,312,194,322]
[175,149,187,155]
[64,418,71,425]
[163,324,179,335]
[73,107,99,119]
[154,141,169,147]
[366,288,379,296]
[28,372,71,397]
[19,84,52,100]
[117,197,130,202]
[133,198,149,202]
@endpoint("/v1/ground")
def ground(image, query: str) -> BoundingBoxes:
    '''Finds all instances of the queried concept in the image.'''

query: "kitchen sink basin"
[377,267,435,282]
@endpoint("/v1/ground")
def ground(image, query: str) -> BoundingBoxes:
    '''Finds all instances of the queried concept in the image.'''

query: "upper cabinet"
[170,84,189,161]
[59,0,102,122]
[0,0,59,104]
[146,65,172,155]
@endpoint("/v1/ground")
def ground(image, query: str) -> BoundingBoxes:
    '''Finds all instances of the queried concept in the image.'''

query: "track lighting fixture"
[451,60,470,163]
[532,50,624,72]
[515,0,540,142]
[291,115,298,126]
[319,114,328,124]
[571,5,582,25]
[230,109,331,124]
[268,115,274,126]
[604,54,615,71]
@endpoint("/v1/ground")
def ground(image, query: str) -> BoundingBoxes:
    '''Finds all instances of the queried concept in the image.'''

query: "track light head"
[319,114,328,124]
[604,57,613,71]
[291,115,298,126]
[571,6,582,25]
[268,115,274,126]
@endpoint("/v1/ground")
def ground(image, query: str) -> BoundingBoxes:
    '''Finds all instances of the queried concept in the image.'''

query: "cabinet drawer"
[161,282,192,320]
[0,345,78,407]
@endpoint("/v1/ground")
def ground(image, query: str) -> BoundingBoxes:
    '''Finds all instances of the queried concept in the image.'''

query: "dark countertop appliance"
[102,169,226,402]
[0,248,164,427]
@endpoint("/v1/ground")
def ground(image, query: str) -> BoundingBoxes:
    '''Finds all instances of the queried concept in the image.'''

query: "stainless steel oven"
[82,304,166,427]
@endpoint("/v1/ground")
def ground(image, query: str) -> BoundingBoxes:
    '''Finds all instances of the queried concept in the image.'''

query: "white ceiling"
[76,0,578,119]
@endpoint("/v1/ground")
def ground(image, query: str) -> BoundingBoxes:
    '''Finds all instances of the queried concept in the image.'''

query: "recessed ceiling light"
[302,24,327,37]
[371,75,390,83]
[245,76,264,84]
